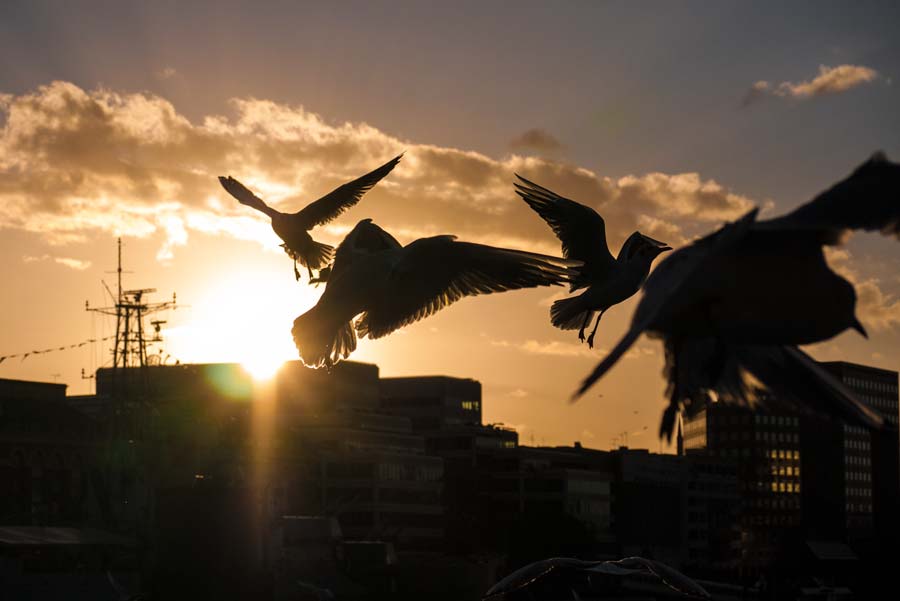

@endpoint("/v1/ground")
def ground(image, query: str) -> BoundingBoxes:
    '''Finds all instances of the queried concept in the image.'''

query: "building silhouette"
[681,360,899,594]
[2,357,896,599]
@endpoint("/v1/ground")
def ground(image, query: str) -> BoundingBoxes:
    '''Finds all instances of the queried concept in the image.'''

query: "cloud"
[519,339,602,357]
[507,388,529,398]
[509,128,564,152]
[744,65,879,106]
[1,81,758,262]
[156,67,178,80]
[741,81,772,107]
[23,254,91,270]
[825,248,900,331]
[777,64,879,98]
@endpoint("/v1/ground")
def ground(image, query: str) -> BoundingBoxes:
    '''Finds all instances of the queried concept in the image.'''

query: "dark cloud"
[509,128,564,152]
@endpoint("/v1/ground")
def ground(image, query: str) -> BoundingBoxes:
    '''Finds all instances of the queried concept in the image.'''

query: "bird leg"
[307,264,314,280]
[578,312,592,343]
[293,260,301,281]
[586,311,605,349]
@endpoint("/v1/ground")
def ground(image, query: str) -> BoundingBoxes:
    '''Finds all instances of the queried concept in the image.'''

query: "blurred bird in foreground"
[573,153,900,439]
[515,175,671,348]
[219,154,402,282]
[292,219,581,368]
[483,556,710,600]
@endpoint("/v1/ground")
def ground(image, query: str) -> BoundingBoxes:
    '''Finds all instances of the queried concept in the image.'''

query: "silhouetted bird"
[574,153,900,438]
[515,175,671,348]
[218,154,402,281]
[292,219,580,368]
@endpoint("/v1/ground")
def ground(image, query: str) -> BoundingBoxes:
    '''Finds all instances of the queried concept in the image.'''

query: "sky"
[1,0,899,452]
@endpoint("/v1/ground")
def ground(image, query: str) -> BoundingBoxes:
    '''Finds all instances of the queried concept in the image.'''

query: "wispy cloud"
[519,339,602,357]
[156,66,178,80]
[23,254,92,270]
[743,64,880,106]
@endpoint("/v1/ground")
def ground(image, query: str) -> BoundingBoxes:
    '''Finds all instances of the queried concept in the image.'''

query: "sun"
[241,351,284,381]
[162,265,321,380]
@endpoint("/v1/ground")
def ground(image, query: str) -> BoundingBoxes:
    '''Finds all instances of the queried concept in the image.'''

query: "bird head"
[633,234,673,262]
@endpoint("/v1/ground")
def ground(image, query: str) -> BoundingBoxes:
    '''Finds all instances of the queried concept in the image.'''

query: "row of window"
[846,471,871,483]
[844,438,870,451]
[377,463,442,482]
[845,487,871,499]
[746,514,800,527]
[847,503,873,514]
[769,481,800,494]
[860,395,897,410]
[844,377,897,395]
[767,449,800,460]
[757,431,799,444]
[750,497,801,510]
[846,455,870,467]
[843,424,869,435]
[754,415,800,427]
[769,465,799,477]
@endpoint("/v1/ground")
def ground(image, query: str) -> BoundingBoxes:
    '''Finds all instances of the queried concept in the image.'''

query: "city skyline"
[2,1,900,451]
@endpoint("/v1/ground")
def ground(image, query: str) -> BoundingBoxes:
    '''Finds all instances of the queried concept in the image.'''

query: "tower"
[86,238,178,371]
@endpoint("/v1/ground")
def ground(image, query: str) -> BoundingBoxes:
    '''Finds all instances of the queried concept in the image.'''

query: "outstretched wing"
[572,209,759,400]
[514,175,616,284]
[758,152,900,243]
[356,237,580,339]
[296,154,403,229]
[737,345,884,429]
[218,176,281,219]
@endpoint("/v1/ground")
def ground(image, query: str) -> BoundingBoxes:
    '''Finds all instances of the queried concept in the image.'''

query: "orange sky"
[1,3,898,452]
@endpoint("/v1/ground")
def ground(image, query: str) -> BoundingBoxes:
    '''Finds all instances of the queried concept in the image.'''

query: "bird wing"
[296,154,403,229]
[330,219,402,281]
[757,152,900,243]
[739,345,885,430]
[356,237,579,339]
[218,176,281,219]
[572,208,760,400]
[514,174,616,277]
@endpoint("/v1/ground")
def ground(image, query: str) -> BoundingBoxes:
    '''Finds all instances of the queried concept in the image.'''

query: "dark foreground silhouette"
[484,556,710,600]
[292,219,581,368]
[575,152,900,438]
[219,154,402,281]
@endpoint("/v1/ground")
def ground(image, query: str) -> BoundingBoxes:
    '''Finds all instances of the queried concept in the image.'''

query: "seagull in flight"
[292,219,581,368]
[515,175,671,348]
[219,154,402,282]
[573,153,900,438]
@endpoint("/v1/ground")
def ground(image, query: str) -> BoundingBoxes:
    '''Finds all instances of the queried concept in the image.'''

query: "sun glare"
[162,267,320,380]
[241,354,283,381]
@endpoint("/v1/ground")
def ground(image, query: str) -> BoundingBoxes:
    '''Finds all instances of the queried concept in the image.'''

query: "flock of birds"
[219,152,900,439]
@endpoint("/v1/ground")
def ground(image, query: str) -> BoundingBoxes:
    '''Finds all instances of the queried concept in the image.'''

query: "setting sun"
[161,265,319,378]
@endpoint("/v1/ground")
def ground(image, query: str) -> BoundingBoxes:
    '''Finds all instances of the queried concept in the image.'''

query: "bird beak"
[851,317,868,339]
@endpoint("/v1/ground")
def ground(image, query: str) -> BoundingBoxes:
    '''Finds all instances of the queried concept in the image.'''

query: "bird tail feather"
[550,296,592,330]
[291,306,356,369]
[307,240,335,271]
